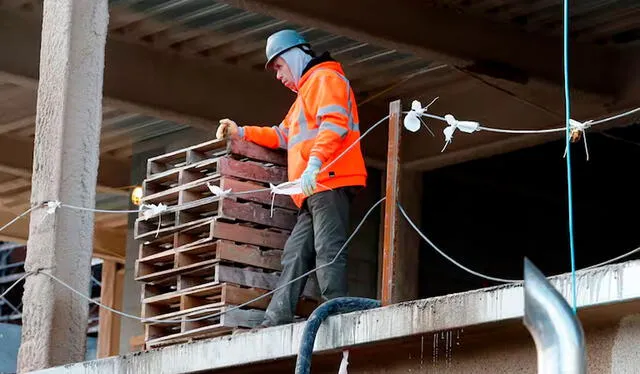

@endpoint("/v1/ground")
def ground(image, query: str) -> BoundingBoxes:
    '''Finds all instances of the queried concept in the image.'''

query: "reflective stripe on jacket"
[243,61,367,207]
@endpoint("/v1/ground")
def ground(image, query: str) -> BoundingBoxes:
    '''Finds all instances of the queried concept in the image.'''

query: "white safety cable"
[588,107,640,126]
[0,205,40,233]
[227,187,273,197]
[320,115,389,173]
[0,271,32,299]
[478,126,566,134]
[403,104,640,134]
[408,104,640,152]
[397,203,521,283]
[60,203,143,214]
[41,271,193,324]
[40,197,386,324]
[582,245,640,271]
[472,107,640,134]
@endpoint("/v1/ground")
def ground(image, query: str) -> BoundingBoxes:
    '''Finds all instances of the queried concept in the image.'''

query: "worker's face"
[272,57,296,91]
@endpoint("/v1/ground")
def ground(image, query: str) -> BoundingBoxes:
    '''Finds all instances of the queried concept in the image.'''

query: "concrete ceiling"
[0,0,637,261]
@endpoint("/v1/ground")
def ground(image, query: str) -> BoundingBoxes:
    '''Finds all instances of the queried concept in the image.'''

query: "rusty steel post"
[381,100,402,305]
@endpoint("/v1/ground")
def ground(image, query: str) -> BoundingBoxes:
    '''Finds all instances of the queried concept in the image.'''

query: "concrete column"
[17,0,108,371]
[119,149,162,354]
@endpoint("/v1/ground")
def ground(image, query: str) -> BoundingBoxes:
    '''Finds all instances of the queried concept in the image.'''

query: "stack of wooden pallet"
[134,138,318,349]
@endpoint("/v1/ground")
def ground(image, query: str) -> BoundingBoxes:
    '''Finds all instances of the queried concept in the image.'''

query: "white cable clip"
[207,182,232,199]
[270,180,303,196]
[39,200,62,225]
[269,180,303,218]
[403,98,438,136]
[441,114,480,152]
[338,350,349,374]
[45,201,61,215]
[564,119,593,161]
[140,203,167,221]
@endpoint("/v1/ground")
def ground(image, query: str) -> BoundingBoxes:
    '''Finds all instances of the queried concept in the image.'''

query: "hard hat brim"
[265,42,310,70]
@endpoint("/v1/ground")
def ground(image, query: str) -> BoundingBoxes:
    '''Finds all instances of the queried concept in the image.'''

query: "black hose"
[295,297,381,374]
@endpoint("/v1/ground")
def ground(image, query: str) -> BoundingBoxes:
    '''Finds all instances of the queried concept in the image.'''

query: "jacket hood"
[298,53,345,88]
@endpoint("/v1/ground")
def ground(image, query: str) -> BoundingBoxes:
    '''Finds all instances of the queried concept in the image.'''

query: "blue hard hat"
[265,29,310,69]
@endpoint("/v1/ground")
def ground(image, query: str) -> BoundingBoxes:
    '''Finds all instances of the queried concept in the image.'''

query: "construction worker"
[216,29,367,327]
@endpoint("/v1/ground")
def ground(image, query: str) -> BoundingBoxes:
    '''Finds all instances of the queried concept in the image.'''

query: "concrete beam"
[0,9,293,129]
[220,0,626,95]
[0,131,129,190]
[33,260,640,374]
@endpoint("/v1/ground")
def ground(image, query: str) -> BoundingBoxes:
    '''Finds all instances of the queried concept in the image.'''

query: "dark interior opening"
[419,124,640,298]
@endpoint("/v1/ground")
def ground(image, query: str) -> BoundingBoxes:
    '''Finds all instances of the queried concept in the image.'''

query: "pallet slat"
[142,283,317,320]
[218,157,287,185]
[227,138,287,166]
[135,215,290,247]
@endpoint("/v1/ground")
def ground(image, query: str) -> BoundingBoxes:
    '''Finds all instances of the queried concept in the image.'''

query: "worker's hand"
[300,157,322,196]
[216,119,240,140]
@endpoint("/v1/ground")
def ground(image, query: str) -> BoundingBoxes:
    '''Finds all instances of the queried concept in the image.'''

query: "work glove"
[300,156,322,197]
[216,119,242,139]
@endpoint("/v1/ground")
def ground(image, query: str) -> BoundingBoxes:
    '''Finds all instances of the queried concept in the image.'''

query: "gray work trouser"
[262,187,355,326]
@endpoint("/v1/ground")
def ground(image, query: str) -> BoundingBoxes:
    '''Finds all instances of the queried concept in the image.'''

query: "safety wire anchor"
[403,98,439,135]
[441,114,480,152]
[39,201,62,225]
[564,119,592,161]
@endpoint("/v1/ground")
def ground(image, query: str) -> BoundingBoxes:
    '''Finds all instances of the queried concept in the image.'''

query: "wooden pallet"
[146,138,287,179]
[136,139,317,350]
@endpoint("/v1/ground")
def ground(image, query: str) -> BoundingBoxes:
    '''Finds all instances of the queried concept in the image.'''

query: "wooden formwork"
[135,138,318,349]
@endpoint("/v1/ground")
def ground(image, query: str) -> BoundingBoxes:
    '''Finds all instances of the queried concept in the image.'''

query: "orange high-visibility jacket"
[242,61,367,208]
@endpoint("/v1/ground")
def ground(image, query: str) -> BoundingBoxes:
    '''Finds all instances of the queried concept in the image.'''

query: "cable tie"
[404,98,438,134]
[441,114,480,152]
[563,119,593,161]
[269,180,302,217]
[45,201,61,215]
[140,203,167,221]
[270,180,303,196]
[207,182,232,198]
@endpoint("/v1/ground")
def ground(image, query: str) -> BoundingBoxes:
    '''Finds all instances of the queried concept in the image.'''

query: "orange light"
[131,186,143,206]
